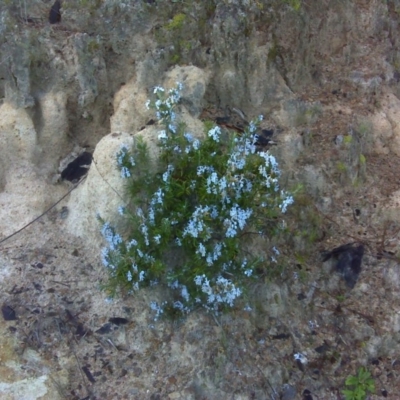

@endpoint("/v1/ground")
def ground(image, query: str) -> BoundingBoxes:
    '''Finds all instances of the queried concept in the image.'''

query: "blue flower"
[184,132,193,142]
[158,130,167,141]
[127,239,138,250]
[153,86,165,94]
[101,247,109,267]
[181,285,189,301]
[162,165,174,183]
[196,243,206,257]
[120,167,131,179]
[279,193,294,213]
[118,206,125,216]
[208,126,221,142]
[154,234,161,244]
[168,124,176,134]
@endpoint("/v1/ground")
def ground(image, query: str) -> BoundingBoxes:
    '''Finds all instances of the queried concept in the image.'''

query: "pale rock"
[0,103,65,238]
[110,79,151,134]
[369,111,393,156]
[253,282,289,328]
[66,65,208,246]
[382,92,400,157]
[0,376,51,400]
[0,103,37,170]
[65,132,134,246]
[65,112,204,245]
[369,91,400,156]
[164,65,210,117]
[0,324,66,400]
[35,91,69,171]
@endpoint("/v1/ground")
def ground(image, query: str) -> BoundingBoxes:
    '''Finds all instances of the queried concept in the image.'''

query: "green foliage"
[87,38,101,53]
[336,294,346,302]
[342,367,375,400]
[165,13,186,30]
[343,135,353,145]
[283,0,302,11]
[337,161,347,172]
[168,53,181,65]
[100,84,293,318]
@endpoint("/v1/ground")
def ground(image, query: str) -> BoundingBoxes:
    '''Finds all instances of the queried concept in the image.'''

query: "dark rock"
[109,317,129,325]
[215,116,230,125]
[76,323,88,338]
[254,129,276,147]
[261,128,274,138]
[302,389,313,400]
[271,333,290,340]
[33,283,42,291]
[2,304,16,321]
[96,323,113,334]
[61,152,92,182]
[82,365,96,383]
[322,243,364,288]
[60,206,69,219]
[296,359,305,371]
[297,293,307,300]
[49,0,61,24]
[314,343,329,354]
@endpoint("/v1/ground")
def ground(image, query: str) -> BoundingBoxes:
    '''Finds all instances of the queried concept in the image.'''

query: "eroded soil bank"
[1,1,400,399]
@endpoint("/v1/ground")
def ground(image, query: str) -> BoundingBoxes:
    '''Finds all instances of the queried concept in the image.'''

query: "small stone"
[96,323,113,334]
[314,343,329,354]
[60,206,69,219]
[281,384,296,400]
[2,304,16,321]
[109,317,129,325]
[322,243,364,288]
[334,135,344,145]
[297,293,306,301]
[302,389,313,400]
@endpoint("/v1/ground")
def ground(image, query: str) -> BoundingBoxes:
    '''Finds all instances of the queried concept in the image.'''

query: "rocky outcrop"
[66,65,209,246]
[2,1,400,398]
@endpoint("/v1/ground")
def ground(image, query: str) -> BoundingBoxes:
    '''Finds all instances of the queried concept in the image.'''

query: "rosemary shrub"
[99,83,293,318]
